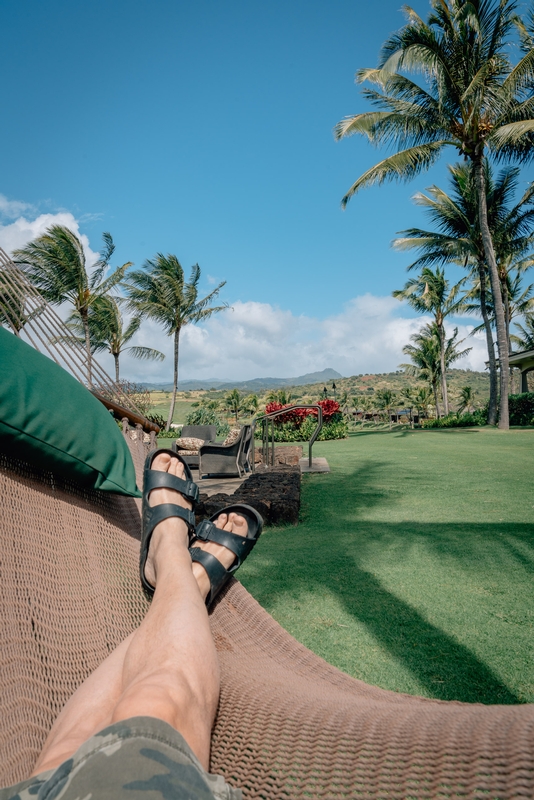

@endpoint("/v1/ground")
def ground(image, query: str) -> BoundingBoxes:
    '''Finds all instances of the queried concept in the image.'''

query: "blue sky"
[1,0,518,381]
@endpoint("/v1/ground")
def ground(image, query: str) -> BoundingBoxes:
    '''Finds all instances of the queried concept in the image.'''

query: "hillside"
[143,368,343,392]
[151,368,491,421]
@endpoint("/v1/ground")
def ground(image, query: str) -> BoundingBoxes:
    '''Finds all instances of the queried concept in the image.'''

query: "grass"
[149,392,197,424]
[238,427,534,704]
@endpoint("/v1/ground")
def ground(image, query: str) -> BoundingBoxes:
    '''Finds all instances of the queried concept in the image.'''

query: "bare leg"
[33,452,248,775]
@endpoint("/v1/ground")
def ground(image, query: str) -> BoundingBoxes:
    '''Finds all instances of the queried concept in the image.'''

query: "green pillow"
[0,327,141,496]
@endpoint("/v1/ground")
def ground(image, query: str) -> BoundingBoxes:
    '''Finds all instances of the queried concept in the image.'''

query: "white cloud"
[0,192,490,385]
[0,194,34,220]
[0,202,99,266]
[110,294,490,384]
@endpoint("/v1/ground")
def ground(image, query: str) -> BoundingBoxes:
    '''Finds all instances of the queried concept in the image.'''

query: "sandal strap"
[144,470,199,504]
[145,503,196,535]
[189,547,237,606]
[195,519,253,563]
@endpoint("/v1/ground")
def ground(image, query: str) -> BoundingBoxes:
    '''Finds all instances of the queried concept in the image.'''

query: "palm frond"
[341,142,449,207]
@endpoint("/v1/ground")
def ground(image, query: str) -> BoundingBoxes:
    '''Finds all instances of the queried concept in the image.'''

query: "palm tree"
[393,163,534,424]
[511,313,534,351]
[0,276,45,336]
[393,267,462,415]
[412,386,433,420]
[242,394,260,417]
[225,389,241,424]
[14,226,130,387]
[65,297,165,382]
[266,388,293,404]
[126,255,227,431]
[357,395,376,426]
[401,322,471,416]
[334,0,534,428]
[457,386,477,413]
[375,388,397,428]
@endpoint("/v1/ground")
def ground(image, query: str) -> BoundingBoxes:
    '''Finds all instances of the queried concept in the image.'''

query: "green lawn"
[149,393,197,425]
[238,427,534,704]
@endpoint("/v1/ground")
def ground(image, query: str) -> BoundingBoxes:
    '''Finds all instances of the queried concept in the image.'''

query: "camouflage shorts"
[0,716,242,800]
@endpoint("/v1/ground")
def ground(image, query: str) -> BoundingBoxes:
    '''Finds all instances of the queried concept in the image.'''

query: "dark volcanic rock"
[195,465,300,526]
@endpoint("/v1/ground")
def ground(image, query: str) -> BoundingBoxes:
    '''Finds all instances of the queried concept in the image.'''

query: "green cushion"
[0,327,141,496]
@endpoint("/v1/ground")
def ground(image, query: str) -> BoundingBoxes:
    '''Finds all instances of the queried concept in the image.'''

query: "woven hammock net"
[1,435,533,798]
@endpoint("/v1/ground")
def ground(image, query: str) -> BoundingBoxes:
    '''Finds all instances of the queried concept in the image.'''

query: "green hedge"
[254,414,347,442]
[508,393,534,426]
[422,411,487,428]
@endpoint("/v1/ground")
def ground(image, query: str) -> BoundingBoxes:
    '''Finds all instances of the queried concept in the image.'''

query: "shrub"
[146,413,166,429]
[255,414,347,441]
[185,407,230,438]
[508,393,534,426]
[422,412,485,428]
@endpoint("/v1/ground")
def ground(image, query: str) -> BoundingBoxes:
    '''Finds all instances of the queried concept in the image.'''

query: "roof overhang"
[508,349,534,371]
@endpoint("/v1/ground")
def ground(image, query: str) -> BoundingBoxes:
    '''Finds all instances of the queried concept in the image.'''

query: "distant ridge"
[143,368,343,392]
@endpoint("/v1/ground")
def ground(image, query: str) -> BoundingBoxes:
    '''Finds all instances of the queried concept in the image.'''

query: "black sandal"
[140,448,200,596]
[190,504,263,607]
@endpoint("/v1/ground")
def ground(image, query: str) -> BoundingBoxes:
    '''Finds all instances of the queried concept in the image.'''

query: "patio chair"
[198,426,247,478]
[171,424,217,469]
[1,433,534,798]
[238,423,253,474]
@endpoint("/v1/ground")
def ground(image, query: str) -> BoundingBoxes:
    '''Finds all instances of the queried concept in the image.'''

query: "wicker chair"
[1,435,534,798]
[171,424,217,469]
[198,426,247,478]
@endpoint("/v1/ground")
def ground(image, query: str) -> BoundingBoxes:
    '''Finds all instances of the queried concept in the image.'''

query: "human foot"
[140,450,199,595]
[190,505,263,606]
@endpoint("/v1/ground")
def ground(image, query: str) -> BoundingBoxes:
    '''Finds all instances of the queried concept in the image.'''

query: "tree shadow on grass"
[242,463,534,705]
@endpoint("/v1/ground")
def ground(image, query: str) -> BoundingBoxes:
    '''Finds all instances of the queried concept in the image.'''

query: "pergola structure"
[0,247,159,433]
[509,348,534,393]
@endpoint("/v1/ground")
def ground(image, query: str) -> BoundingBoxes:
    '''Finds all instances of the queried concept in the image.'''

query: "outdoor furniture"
[171,424,217,469]
[198,425,248,478]
[239,423,253,474]
[2,432,534,798]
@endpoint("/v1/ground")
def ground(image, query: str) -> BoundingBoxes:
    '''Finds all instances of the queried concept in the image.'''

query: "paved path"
[192,471,247,497]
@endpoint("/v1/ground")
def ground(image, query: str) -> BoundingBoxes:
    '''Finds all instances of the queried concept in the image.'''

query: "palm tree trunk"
[114,353,120,383]
[478,261,498,425]
[166,328,180,432]
[502,284,516,394]
[432,379,441,419]
[81,308,93,389]
[438,322,449,416]
[474,156,509,429]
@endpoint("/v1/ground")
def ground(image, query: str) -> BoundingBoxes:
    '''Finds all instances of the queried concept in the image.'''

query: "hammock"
[1,434,533,799]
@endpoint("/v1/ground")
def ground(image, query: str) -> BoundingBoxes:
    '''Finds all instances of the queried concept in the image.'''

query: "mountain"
[143,368,343,392]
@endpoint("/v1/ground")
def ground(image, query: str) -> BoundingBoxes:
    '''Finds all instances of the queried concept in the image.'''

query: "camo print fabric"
[0,717,241,800]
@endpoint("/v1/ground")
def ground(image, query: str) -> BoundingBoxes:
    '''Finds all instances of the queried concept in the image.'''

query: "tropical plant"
[64,297,165,382]
[393,267,463,414]
[392,163,534,423]
[242,393,260,416]
[511,313,534,351]
[400,385,432,420]
[412,386,433,419]
[401,323,471,416]
[457,385,477,414]
[0,277,45,336]
[225,388,242,424]
[191,395,220,412]
[266,388,293,404]
[334,0,534,428]
[185,407,230,438]
[126,255,227,431]
[375,388,397,428]
[14,227,131,386]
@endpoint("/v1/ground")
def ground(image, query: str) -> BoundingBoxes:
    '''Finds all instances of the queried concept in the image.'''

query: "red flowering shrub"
[264,399,341,426]
[310,399,340,422]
